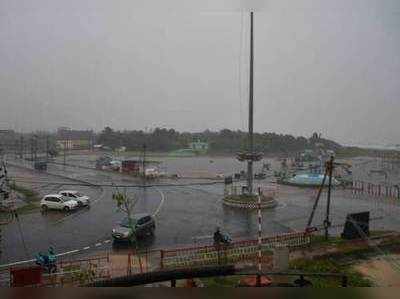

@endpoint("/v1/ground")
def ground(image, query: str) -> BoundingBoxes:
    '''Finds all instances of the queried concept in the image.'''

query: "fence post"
[160,250,164,269]
[146,250,149,272]
[127,253,132,276]
[341,275,348,287]
[138,254,143,274]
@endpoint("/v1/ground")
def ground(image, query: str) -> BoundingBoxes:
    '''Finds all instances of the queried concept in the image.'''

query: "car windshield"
[120,217,137,228]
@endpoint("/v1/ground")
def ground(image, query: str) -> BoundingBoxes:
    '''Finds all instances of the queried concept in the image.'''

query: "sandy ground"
[353,254,400,286]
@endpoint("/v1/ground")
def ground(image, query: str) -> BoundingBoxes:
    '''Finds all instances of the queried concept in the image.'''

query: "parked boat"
[280,173,340,188]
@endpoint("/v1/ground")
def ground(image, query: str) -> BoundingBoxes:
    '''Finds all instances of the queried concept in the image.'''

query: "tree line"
[96,127,342,155]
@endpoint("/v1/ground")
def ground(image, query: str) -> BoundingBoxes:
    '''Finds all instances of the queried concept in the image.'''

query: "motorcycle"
[213,230,232,246]
[35,248,57,274]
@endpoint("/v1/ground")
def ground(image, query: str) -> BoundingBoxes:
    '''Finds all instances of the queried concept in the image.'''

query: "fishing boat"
[280,173,340,188]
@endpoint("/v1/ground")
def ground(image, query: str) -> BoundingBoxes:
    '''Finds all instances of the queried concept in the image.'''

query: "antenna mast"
[247,11,254,195]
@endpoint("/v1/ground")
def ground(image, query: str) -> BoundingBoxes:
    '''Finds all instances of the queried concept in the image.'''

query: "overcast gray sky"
[1,0,399,145]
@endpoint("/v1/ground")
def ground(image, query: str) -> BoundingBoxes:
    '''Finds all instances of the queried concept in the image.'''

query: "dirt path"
[353,255,400,287]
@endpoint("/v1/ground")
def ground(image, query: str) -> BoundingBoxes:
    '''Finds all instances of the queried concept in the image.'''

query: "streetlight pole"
[324,156,334,240]
[247,11,254,195]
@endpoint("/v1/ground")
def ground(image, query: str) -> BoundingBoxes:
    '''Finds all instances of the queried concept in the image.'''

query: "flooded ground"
[2,154,400,264]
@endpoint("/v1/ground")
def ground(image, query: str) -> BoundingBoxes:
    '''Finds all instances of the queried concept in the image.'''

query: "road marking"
[153,187,165,217]
[57,249,80,257]
[0,259,36,268]
[192,235,213,240]
[0,237,114,269]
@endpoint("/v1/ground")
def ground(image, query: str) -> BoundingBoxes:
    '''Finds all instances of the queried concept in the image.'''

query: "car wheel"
[41,205,48,212]
[63,206,70,212]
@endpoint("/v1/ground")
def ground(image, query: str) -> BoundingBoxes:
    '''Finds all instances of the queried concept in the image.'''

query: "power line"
[238,10,246,131]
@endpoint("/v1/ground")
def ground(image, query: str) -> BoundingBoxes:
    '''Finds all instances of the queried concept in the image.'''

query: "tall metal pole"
[30,136,34,164]
[142,144,146,182]
[46,135,49,162]
[257,187,262,286]
[247,11,254,195]
[33,136,37,163]
[306,167,328,228]
[324,156,334,240]
[20,136,23,159]
[63,140,66,169]
[14,139,18,159]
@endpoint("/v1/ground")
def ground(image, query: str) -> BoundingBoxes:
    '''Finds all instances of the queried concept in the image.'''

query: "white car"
[58,190,90,207]
[41,194,78,212]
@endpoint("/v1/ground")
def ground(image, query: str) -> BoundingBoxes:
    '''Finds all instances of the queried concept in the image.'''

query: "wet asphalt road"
[2,155,400,264]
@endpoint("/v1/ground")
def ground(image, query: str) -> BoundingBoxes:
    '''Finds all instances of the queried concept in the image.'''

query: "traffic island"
[222,194,277,209]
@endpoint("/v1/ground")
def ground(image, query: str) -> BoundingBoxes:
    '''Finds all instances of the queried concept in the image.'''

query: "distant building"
[168,140,209,157]
[0,130,16,153]
[0,129,15,136]
[189,140,209,154]
[56,127,94,150]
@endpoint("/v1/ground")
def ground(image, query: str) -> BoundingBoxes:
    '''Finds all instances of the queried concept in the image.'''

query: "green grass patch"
[369,230,393,237]
[311,231,395,250]
[0,182,42,215]
[224,194,258,203]
[290,258,372,287]
[16,202,41,214]
[10,182,40,202]
[200,275,240,287]
[311,235,346,246]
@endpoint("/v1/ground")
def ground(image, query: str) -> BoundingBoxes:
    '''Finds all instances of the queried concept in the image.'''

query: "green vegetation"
[3,182,41,214]
[96,126,400,158]
[96,127,342,155]
[311,235,346,246]
[291,232,400,287]
[311,232,397,254]
[200,276,240,287]
[290,258,372,287]
[10,182,40,202]
[224,194,259,203]
[15,202,41,214]
[336,146,400,159]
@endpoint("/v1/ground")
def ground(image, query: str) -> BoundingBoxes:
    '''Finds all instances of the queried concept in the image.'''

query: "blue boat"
[281,173,340,187]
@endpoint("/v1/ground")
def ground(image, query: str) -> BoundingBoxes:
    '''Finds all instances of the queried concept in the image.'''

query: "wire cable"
[14,212,30,259]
